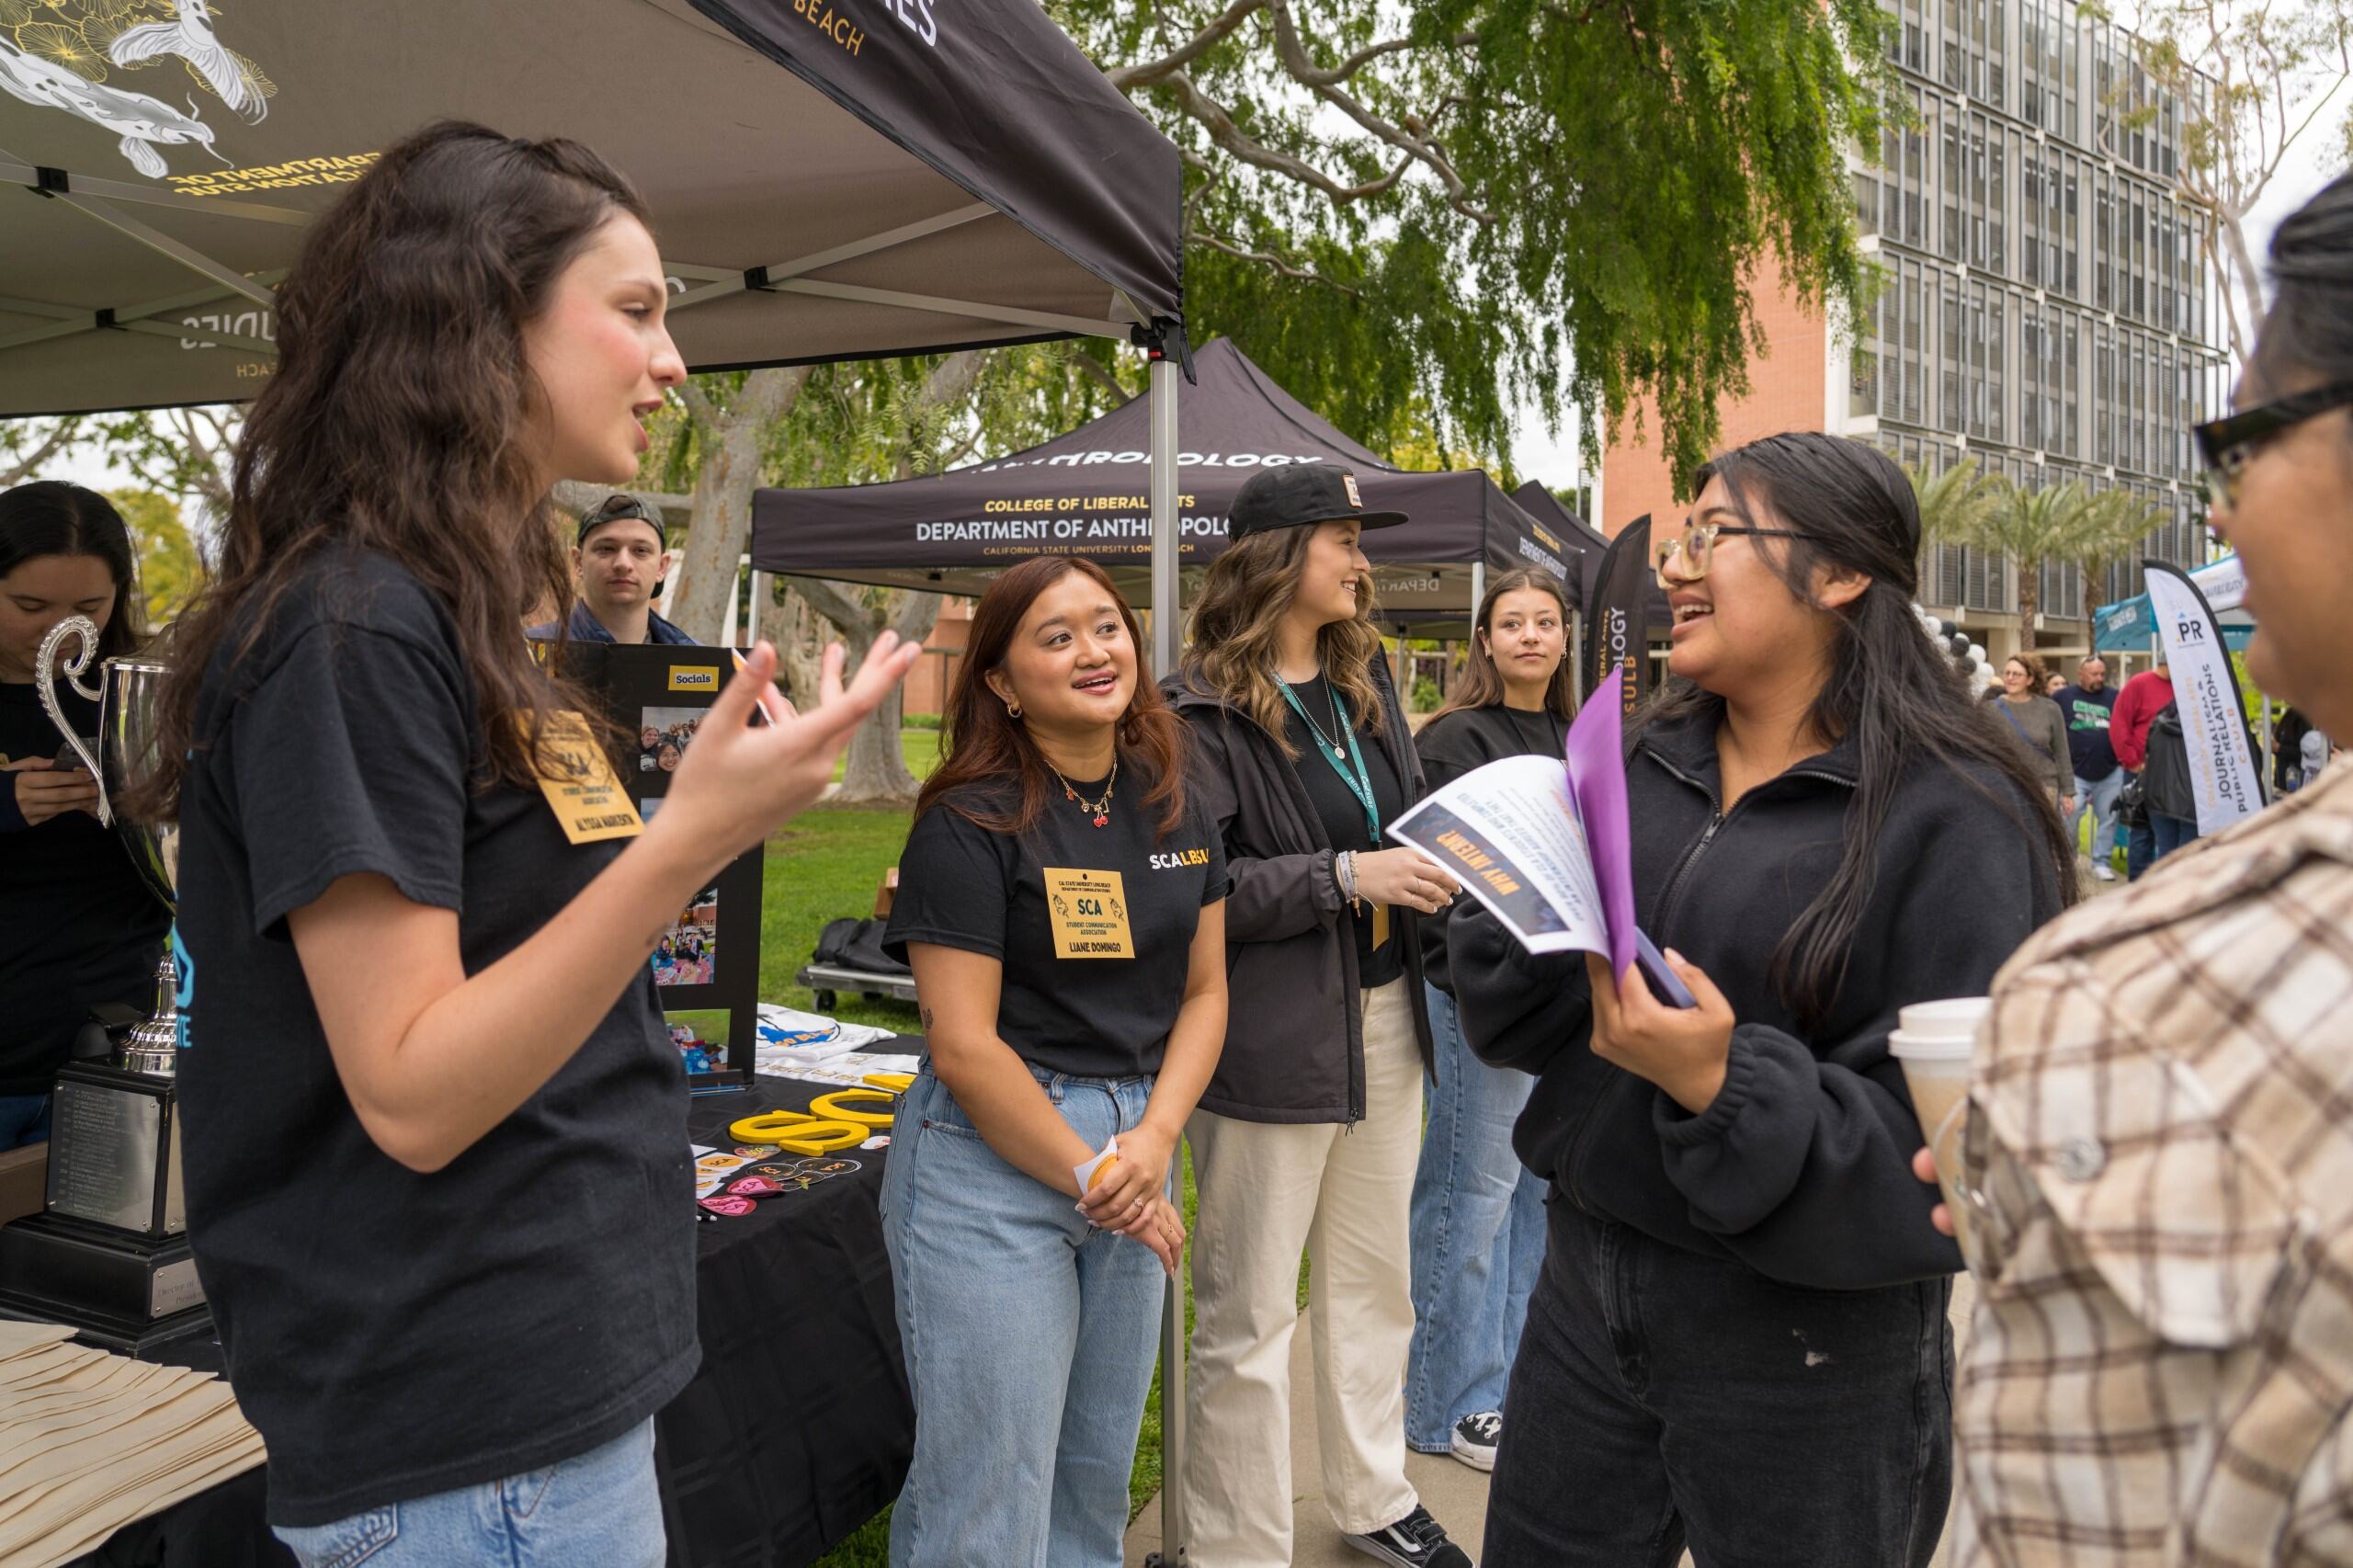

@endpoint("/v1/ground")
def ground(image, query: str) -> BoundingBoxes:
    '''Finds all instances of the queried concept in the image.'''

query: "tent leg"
[746,569,767,650]
[1469,562,1485,624]
[1149,351,1181,677]
[1146,335,1188,1568]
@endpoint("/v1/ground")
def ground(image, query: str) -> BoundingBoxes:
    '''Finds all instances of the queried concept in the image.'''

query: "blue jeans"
[2070,769,2125,861]
[1405,983,1546,1450]
[881,1064,1166,1568]
[2152,812,2197,860]
[271,1417,663,1568]
[2128,810,2197,879]
[0,1093,51,1150]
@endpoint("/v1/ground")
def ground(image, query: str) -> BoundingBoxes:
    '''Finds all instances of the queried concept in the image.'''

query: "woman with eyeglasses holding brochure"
[1450,433,2072,1566]
[140,124,918,1567]
[880,556,1226,1566]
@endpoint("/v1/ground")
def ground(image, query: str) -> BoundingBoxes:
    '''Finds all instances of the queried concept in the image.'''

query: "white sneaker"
[2092,862,2117,882]
[1448,1410,1501,1472]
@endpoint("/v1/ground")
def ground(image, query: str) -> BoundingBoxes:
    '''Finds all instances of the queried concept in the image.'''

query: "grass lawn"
[762,786,1258,1566]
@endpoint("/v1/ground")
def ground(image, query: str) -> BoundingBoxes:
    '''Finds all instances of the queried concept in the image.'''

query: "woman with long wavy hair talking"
[1167,463,1471,1568]
[140,123,916,1567]
[881,554,1226,1564]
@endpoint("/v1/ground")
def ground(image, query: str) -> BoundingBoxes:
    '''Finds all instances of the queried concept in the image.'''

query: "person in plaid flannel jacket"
[1938,170,2353,1565]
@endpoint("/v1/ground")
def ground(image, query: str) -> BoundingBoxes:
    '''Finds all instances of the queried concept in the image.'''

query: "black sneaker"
[1449,1409,1502,1471]
[1343,1505,1473,1568]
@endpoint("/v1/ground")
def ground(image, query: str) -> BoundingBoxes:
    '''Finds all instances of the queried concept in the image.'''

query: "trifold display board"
[552,643,762,1090]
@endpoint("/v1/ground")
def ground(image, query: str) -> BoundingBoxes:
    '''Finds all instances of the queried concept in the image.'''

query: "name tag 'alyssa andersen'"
[518,711,644,845]
[1043,868,1132,959]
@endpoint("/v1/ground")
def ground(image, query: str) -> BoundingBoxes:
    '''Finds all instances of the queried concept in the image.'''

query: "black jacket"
[1449,710,2063,1290]
[2143,703,2198,822]
[1166,658,1434,1124]
[1412,702,1569,997]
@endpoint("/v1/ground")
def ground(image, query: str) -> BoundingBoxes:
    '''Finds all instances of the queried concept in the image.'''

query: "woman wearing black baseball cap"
[1165,462,1471,1568]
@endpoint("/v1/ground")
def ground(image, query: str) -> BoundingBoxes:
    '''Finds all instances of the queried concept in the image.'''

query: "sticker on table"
[1042,868,1132,959]
[699,1195,756,1217]
[697,1152,748,1175]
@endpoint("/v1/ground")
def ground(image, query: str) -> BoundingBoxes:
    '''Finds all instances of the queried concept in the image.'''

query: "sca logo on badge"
[668,666,720,691]
[1150,848,1211,870]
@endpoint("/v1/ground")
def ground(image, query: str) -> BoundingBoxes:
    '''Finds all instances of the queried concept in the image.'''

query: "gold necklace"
[1045,756,1118,828]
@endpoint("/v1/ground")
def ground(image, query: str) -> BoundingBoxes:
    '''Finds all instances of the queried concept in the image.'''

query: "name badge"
[520,710,644,845]
[1371,903,1390,949]
[1043,868,1132,960]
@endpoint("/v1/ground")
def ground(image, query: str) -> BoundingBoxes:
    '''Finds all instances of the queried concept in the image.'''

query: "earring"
[1007,703,1022,720]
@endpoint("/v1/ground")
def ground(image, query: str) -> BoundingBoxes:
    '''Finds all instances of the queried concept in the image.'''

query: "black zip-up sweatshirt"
[1449,710,2064,1289]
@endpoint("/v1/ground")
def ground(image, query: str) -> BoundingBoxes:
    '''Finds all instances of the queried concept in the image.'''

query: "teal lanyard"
[1278,679,1381,844]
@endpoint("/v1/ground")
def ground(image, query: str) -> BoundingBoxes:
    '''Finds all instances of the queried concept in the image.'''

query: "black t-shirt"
[1278,676,1408,987]
[0,680,170,1093]
[883,760,1227,1079]
[173,548,698,1528]
[1411,702,1570,995]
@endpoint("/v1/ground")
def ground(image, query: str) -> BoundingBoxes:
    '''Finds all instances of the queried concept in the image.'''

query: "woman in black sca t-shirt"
[881,557,1227,1566]
[0,483,170,1148]
[141,126,918,1567]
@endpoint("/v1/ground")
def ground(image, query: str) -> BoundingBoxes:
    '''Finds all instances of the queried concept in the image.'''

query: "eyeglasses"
[2193,381,2353,514]
[1654,521,1830,588]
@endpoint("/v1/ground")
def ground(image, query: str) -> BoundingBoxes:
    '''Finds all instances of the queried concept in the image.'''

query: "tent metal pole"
[1470,562,1485,620]
[746,569,767,651]
[1148,349,1180,677]
[1145,335,1186,1568]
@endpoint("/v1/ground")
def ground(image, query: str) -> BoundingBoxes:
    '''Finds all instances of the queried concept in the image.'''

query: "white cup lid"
[1887,996,1990,1061]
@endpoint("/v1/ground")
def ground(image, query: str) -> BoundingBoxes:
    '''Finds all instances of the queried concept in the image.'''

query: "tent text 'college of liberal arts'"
[749,337,1579,631]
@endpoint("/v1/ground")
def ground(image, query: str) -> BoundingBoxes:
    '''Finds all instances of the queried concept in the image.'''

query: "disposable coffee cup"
[1888,997,1990,1265]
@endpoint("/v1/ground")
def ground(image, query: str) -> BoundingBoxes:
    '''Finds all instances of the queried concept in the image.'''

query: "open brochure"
[1386,667,1696,1007]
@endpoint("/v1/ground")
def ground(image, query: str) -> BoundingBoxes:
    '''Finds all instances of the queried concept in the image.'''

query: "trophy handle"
[33,616,110,827]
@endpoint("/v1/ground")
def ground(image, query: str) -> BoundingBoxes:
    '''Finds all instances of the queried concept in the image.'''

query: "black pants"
[1483,1197,1952,1568]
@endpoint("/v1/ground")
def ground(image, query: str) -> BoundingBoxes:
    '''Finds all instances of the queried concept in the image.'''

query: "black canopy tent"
[1509,479,1671,628]
[750,336,1577,638]
[0,0,1181,409]
[3,1,1207,1560]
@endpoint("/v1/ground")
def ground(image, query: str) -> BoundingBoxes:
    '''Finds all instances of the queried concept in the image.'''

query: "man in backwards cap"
[529,492,699,646]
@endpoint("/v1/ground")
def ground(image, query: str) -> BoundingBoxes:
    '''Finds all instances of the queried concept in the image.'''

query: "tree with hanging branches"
[1056,0,1893,491]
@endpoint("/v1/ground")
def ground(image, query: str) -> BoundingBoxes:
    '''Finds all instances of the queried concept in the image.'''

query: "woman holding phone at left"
[139,123,918,1568]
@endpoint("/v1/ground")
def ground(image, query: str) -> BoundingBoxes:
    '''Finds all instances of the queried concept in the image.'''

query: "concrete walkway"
[1123,1312,1491,1568]
[1125,1276,1977,1565]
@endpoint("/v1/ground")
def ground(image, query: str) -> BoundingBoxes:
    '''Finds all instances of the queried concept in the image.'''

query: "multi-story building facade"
[1599,0,2227,662]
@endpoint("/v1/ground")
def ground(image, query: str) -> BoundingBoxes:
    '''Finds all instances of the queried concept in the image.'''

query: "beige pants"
[1183,978,1425,1565]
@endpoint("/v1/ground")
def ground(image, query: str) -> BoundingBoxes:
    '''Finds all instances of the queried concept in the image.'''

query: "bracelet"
[1336,849,1361,910]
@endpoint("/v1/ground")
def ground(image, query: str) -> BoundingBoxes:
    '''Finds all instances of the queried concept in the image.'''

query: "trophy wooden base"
[0,1211,212,1359]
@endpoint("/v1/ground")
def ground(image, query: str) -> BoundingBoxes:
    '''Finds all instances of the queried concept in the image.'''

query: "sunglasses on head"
[2193,381,2353,514]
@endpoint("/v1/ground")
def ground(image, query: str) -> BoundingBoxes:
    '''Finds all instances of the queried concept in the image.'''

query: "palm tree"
[2065,488,2174,614]
[1919,476,2104,650]
[1904,458,2002,544]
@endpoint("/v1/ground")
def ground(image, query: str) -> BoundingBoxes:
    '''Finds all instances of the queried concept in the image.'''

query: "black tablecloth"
[75,1054,920,1568]
[659,1056,917,1567]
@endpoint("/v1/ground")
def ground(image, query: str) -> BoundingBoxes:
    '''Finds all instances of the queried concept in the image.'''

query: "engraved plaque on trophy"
[0,617,205,1356]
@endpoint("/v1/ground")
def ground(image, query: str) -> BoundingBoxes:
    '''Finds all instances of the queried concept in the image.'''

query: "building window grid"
[1859,0,2216,626]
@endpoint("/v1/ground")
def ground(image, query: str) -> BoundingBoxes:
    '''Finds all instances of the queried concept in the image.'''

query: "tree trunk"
[2017,554,2041,656]
[786,576,942,806]
[665,369,809,642]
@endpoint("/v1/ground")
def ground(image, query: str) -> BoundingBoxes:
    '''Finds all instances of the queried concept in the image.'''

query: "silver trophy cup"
[33,614,178,1076]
